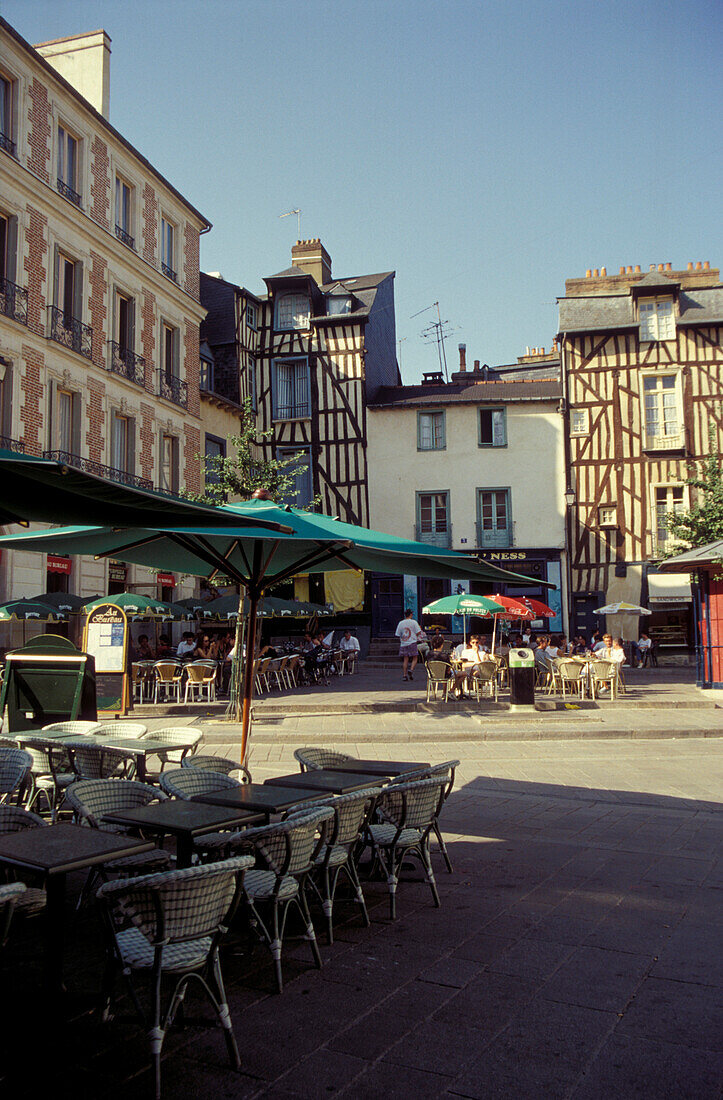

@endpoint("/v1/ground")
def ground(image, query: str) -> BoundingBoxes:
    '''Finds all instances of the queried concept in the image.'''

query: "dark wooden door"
[371,574,403,636]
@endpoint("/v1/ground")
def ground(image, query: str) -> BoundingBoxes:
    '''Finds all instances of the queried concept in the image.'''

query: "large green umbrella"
[422,593,507,645]
[0,496,550,760]
[81,593,192,619]
[36,591,95,613]
[0,598,67,644]
[201,594,331,620]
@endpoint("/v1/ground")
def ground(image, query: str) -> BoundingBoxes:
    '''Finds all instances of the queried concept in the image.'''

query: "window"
[277,446,313,508]
[57,251,79,321]
[116,292,135,353]
[571,408,589,435]
[247,354,257,412]
[110,412,134,474]
[272,358,310,419]
[477,489,512,548]
[115,177,134,247]
[598,505,616,527]
[327,294,352,315]
[643,374,683,450]
[161,217,176,280]
[275,292,310,331]
[639,297,675,342]
[50,250,89,357]
[56,389,75,454]
[199,353,214,391]
[162,322,178,381]
[478,407,506,447]
[417,411,445,451]
[159,433,179,494]
[245,303,257,330]
[416,491,450,547]
[204,434,226,487]
[0,211,22,324]
[0,74,16,156]
[654,485,685,551]
[0,357,13,439]
[57,124,81,205]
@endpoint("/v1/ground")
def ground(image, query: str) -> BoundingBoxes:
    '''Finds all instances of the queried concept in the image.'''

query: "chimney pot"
[619,266,625,275]
[458,343,467,370]
[634,265,641,273]
[627,266,633,274]
[593,269,599,277]
[704,261,710,270]
[696,262,702,270]
[585,270,592,278]
[666,263,672,271]
[600,267,607,276]
[658,263,664,272]
[687,262,693,270]
[525,346,530,355]
[650,264,655,271]
[473,359,480,371]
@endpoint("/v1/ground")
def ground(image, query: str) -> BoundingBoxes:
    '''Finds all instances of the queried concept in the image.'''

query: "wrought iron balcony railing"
[161,262,178,283]
[476,521,514,551]
[57,177,82,207]
[0,436,26,454]
[42,450,153,491]
[158,370,187,408]
[108,342,146,387]
[0,277,28,326]
[0,130,16,157]
[115,224,135,249]
[414,524,453,550]
[48,306,93,360]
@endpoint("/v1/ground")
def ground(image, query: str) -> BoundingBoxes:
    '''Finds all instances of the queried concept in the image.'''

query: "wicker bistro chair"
[425,660,452,703]
[153,661,184,704]
[470,661,498,702]
[0,805,49,915]
[0,882,27,950]
[139,728,203,775]
[228,806,334,992]
[41,721,101,735]
[65,742,137,781]
[65,780,172,905]
[388,759,459,873]
[293,747,354,773]
[287,787,382,944]
[557,659,587,700]
[181,755,251,783]
[94,722,149,741]
[0,748,32,806]
[97,856,254,1100]
[14,737,75,821]
[590,659,619,700]
[364,777,447,920]
[159,769,245,862]
[183,662,217,705]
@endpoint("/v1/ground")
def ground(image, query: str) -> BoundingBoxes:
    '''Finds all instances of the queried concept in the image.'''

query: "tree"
[660,432,723,556]
[188,399,318,508]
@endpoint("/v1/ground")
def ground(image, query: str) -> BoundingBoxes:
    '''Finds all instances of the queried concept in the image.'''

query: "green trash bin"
[0,634,97,732]
[508,647,535,707]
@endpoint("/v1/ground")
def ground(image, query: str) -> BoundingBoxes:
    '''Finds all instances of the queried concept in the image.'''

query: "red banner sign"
[157,573,176,587]
[47,555,72,574]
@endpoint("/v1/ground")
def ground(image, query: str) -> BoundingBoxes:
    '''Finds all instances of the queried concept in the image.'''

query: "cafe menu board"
[83,603,129,713]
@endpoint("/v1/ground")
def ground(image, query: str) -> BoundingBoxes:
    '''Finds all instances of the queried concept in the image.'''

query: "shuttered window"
[275,293,310,331]
[639,297,675,341]
[272,359,310,420]
[477,489,512,548]
[479,408,506,447]
[417,411,445,450]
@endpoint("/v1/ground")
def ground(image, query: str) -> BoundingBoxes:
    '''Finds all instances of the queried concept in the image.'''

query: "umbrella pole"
[239,587,260,766]
[491,613,497,656]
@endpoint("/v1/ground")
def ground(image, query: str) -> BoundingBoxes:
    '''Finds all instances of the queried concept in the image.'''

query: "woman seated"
[193,633,214,660]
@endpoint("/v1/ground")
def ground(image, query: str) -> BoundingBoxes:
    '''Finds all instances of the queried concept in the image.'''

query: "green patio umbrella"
[201,594,331,620]
[0,496,551,761]
[81,593,191,619]
[0,598,67,644]
[422,593,507,645]
[36,591,96,613]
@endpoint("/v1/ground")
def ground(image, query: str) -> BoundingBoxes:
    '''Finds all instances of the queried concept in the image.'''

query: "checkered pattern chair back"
[93,722,148,740]
[41,721,101,735]
[318,787,382,848]
[376,777,446,831]
[65,778,167,831]
[97,856,253,945]
[140,728,203,749]
[14,737,71,778]
[65,743,136,780]
[0,804,48,834]
[473,661,497,683]
[160,767,240,800]
[181,755,251,783]
[426,659,451,682]
[293,747,354,771]
[241,807,334,876]
[558,660,586,682]
[186,662,215,684]
[0,748,32,798]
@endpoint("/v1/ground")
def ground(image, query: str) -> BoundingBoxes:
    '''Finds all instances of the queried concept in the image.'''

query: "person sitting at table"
[607,637,626,665]
[156,633,174,658]
[193,633,214,660]
[638,631,654,667]
[259,642,279,660]
[451,636,488,695]
[176,632,196,660]
[511,633,524,648]
[339,630,361,655]
[534,636,553,679]
[594,632,613,655]
[134,634,155,661]
[571,635,589,656]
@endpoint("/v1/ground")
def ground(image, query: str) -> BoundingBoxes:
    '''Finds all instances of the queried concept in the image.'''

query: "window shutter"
[6,216,17,283]
[110,411,119,469]
[129,298,136,352]
[71,390,81,455]
[128,417,136,475]
[0,361,12,437]
[172,435,179,493]
[47,379,56,450]
[73,260,83,321]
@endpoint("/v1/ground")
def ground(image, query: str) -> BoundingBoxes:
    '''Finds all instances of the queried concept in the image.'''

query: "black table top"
[102,800,260,837]
[192,783,323,815]
[264,771,384,795]
[324,759,430,777]
[0,823,154,875]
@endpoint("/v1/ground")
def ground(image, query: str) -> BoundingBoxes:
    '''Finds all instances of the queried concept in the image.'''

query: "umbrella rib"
[169,533,248,587]
[262,541,353,589]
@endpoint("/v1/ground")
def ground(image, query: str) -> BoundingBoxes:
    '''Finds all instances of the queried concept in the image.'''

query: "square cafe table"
[324,759,431,777]
[264,770,385,795]
[101,800,262,868]
[192,783,325,819]
[0,822,154,993]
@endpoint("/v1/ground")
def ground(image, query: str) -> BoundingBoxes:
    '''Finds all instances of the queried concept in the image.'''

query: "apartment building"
[0,18,210,623]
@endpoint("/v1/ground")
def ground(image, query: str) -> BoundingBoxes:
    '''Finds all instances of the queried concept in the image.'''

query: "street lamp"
[564,485,576,509]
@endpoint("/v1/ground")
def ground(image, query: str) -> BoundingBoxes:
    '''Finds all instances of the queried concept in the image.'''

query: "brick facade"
[22,204,48,336]
[183,423,201,493]
[85,376,106,462]
[88,251,108,366]
[19,345,45,453]
[184,319,200,417]
[183,223,200,301]
[140,288,156,390]
[142,183,158,265]
[26,77,51,183]
[89,136,111,230]
[139,401,155,480]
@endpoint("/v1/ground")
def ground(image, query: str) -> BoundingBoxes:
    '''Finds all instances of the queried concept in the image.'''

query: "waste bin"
[0,634,97,731]
[508,647,535,708]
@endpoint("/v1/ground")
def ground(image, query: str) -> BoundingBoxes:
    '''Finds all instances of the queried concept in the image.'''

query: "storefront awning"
[648,574,692,603]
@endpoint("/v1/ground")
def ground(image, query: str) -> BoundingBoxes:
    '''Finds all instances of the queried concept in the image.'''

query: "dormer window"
[639,296,675,342]
[327,294,352,316]
[275,292,310,331]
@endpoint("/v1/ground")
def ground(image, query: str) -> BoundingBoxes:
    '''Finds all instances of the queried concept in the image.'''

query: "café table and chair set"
[0,734,457,1098]
[132,659,218,705]
[427,651,624,703]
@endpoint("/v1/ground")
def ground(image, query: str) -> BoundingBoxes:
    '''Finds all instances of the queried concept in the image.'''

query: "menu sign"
[83,603,129,714]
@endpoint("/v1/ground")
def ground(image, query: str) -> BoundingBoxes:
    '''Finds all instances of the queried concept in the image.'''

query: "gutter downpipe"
[560,331,575,637]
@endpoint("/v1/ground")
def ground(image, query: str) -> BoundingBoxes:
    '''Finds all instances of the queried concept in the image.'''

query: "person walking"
[395,607,423,681]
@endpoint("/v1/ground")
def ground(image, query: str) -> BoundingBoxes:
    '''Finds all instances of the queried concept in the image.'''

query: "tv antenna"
[411,301,454,381]
[279,208,302,236]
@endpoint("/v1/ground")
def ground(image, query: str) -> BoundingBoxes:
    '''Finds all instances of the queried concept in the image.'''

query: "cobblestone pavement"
[1,733,720,1098]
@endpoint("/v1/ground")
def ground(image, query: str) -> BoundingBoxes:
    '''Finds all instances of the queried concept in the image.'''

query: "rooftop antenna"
[279,208,302,236]
[412,301,454,381]
[397,336,407,370]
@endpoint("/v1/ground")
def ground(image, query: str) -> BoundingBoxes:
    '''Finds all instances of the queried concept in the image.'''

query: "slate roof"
[369,378,561,408]
[631,271,681,293]
[312,272,395,325]
[199,273,237,345]
[558,286,723,333]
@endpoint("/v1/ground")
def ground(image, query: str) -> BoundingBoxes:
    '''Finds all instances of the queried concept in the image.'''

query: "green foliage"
[186,399,319,508]
[659,430,723,557]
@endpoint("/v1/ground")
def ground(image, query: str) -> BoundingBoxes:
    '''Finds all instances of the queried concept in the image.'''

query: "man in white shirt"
[339,630,360,654]
[176,633,196,659]
[395,608,422,681]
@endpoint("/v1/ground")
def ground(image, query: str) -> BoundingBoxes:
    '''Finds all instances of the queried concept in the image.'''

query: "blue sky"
[5,0,721,382]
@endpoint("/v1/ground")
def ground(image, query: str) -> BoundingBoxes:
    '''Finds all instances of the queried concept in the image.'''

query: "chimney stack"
[290,238,332,286]
[458,343,467,370]
[473,359,480,371]
[35,30,112,119]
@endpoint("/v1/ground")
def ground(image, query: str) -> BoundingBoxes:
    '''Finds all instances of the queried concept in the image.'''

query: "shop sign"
[157,573,176,588]
[108,562,127,582]
[47,555,72,574]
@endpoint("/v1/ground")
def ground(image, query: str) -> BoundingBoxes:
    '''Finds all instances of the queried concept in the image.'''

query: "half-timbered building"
[559,261,723,645]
